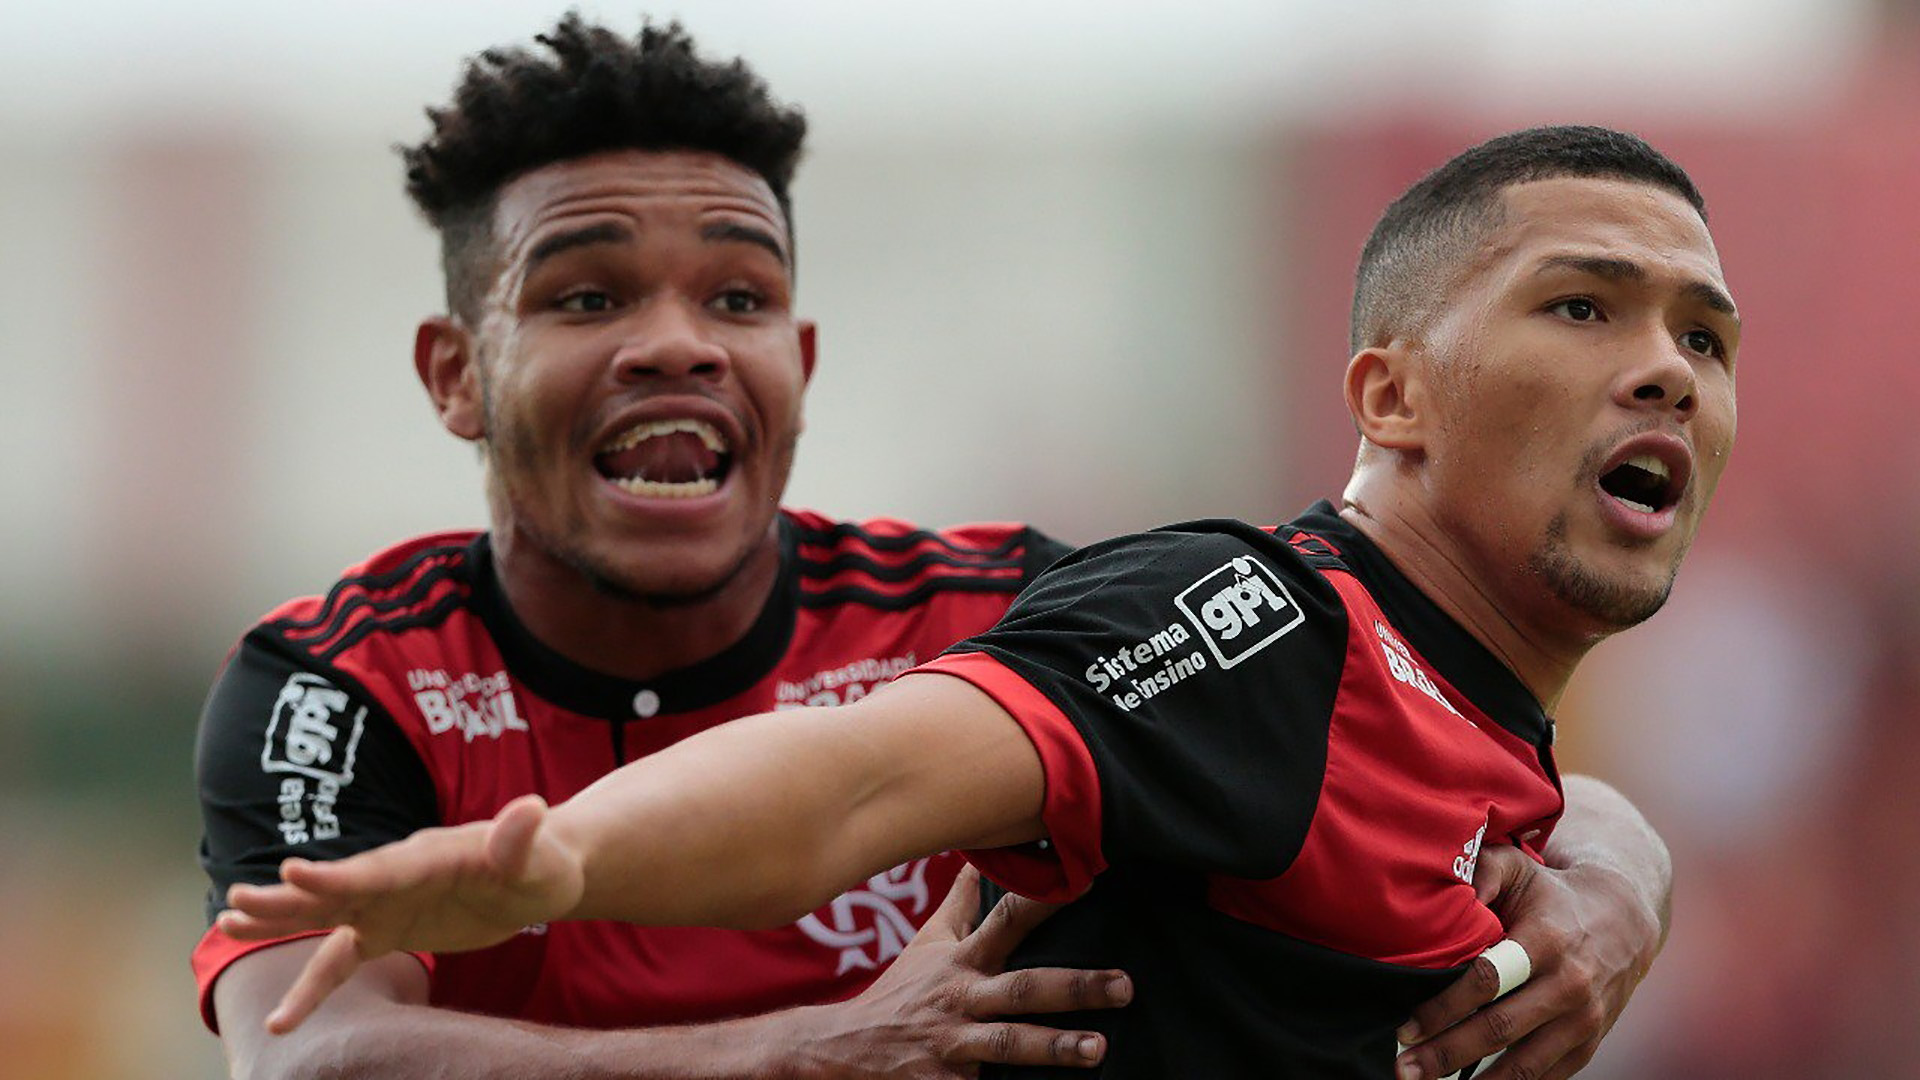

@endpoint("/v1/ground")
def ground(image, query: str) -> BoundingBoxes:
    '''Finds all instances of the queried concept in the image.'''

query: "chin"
[1525,543,1678,632]
[567,536,767,608]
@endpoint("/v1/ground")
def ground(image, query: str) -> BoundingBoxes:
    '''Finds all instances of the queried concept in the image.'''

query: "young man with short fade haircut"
[219,123,1721,1080]
[1351,124,1706,357]
[404,15,809,330]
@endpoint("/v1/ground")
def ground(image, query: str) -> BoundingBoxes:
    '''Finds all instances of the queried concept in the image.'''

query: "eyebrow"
[701,221,789,267]
[525,221,633,272]
[1535,254,1739,321]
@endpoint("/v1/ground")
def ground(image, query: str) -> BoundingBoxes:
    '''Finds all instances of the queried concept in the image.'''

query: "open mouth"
[1597,454,1680,515]
[593,418,733,498]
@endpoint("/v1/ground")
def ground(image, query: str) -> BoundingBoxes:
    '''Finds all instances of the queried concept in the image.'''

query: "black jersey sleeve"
[921,521,1348,900]
[194,627,440,923]
[1020,527,1075,582]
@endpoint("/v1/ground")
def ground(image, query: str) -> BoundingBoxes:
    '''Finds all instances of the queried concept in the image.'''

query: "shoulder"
[248,531,483,662]
[780,508,1062,608]
[1026,518,1339,610]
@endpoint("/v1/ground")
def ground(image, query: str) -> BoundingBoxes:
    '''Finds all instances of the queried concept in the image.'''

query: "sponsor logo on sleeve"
[262,673,365,845]
[263,673,366,783]
[1082,621,1209,712]
[1174,554,1304,669]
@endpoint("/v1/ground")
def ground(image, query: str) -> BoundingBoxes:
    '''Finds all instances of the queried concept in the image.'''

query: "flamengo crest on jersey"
[795,857,934,974]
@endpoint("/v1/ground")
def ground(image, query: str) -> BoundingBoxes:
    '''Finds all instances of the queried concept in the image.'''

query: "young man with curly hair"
[199,17,1679,1080]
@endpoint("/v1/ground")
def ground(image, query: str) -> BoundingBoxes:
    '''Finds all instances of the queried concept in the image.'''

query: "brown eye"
[1549,297,1602,322]
[1681,328,1723,358]
[711,289,762,315]
[558,290,615,314]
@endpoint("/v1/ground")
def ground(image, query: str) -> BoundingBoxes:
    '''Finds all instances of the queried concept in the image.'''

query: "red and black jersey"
[192,509,1069,1032]
[917,501,1563,1078]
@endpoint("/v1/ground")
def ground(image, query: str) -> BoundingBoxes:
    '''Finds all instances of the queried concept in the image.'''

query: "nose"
[611,297,729,383]
[1617,334,1699,421]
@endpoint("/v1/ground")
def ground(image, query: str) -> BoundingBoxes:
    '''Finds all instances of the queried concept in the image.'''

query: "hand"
[1392,845,1662,1080]
[776,865,1132,1078]
[216,794,584,1033]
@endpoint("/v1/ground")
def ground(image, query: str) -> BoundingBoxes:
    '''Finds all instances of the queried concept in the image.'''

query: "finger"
[1397,939,1532,1047]
[1470,844,1534,908]
[962,880,1064,969]
[916,864,985,947]
[284,836,447,893]
[1535,1035,1601,1080]
[965,966,1133,1018]
[215,904,323,941]
[264,925,369,1034]
[219,880,350,940]
[949,1021,1108,1068]
[1397,987,1566,1080]
[224,879,335,922]
[485,794,549,879]
[1465,1019,1597,1080]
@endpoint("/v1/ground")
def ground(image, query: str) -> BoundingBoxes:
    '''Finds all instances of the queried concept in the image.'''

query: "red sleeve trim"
[913,652,1107,903]
[191,925,434,1033]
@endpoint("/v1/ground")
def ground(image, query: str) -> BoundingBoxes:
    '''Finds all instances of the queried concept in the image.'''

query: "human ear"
[414,318,484,442]
[797,320,818,384]
[1344,341,1428,452]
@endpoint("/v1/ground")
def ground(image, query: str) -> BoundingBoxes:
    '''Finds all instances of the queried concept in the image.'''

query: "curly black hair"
[404,13,808,322]
[1350,125,1705,355]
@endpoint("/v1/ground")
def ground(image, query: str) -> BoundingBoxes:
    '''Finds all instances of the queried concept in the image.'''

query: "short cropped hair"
[1349,125,1705,354]
[402,13,808,323]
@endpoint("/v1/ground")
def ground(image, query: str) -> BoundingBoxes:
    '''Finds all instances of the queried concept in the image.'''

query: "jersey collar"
[465,519,800,722]
[1292,501,1554,749]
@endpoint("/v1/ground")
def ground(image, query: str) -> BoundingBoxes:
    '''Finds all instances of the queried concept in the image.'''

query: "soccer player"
[217,122,1715,1080]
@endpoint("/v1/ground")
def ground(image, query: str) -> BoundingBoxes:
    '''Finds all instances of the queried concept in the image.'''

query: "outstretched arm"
[220,673,1044,1030]
[1393,774,1671,1080]
[217,867,1129,1079]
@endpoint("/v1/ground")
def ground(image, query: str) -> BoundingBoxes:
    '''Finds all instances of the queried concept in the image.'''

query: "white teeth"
[1624,454,1670,481]
[612,476,719,498]
[600,417,729,454]
[1615,496,1656,514]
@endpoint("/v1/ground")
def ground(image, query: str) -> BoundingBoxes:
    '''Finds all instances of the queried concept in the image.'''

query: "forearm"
[550,676,1043,928]
[237,999,807,1080]
[549,707,906,928]
[1545,773,1672,944]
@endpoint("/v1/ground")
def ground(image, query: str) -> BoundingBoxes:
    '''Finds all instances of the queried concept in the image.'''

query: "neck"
[491,529,783,683]
[1338,475,1591,712]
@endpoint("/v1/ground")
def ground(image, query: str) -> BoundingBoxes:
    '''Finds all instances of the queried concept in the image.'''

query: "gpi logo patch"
[1174,554,1303,668]
[262,673,365,784]
[262,673,365,846]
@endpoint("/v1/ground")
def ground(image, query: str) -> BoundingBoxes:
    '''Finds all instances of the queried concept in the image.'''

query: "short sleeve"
[1020,527,1075,581]
[917,521,1348,901]
[191,628,439,1028]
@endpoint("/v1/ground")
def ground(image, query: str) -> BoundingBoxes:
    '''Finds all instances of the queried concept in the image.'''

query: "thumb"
[486,794,550,879]
[963,879,1063,970]
[916,864,984,945]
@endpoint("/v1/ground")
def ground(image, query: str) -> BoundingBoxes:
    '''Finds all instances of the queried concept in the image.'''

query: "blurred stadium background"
[2,1,1917,1076]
